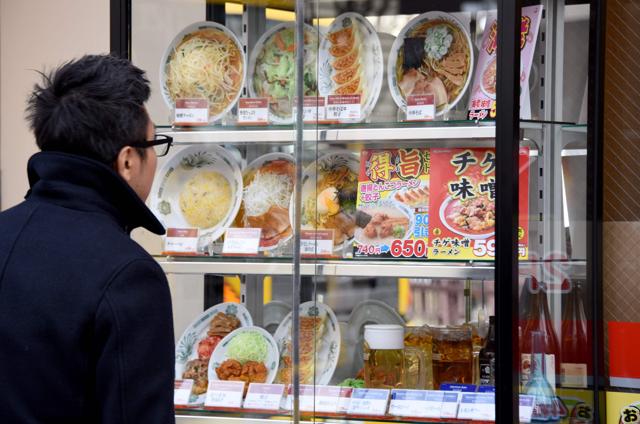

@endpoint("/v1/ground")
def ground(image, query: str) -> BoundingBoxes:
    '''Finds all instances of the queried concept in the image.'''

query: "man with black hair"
[0,55,175,423]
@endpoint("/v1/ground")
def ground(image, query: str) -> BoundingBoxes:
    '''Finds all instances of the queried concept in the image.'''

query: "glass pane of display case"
[298,1,500,423]
[515,1,594,422]
[130,1,301,422]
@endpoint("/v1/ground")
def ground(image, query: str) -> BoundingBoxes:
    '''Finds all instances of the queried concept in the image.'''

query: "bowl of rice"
[149,144,243,251]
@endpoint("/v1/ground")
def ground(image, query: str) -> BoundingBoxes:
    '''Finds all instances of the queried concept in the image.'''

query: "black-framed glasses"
[128,134,173,157]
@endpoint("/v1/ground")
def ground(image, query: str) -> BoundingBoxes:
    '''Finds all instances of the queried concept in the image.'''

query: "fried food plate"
[149,144,243,251]
[175,303,252,404]
[208,326,279,384]
[236,153,295,251]
[354,199,415,247]
[273,301,341,386]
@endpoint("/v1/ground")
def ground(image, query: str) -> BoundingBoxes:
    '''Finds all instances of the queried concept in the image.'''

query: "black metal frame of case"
[494,0,521,421]
[588,0,606,421]
[110,0,606,422]
[110,0,129,58]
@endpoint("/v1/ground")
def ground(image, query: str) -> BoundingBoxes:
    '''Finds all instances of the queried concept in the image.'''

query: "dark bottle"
[479,315,496,385]
[560,281,590,388]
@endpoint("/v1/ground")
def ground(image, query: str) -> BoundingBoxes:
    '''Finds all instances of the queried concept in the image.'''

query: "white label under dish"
[204,380,244,409]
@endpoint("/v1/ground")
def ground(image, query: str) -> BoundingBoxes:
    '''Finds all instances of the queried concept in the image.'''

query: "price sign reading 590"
[472,239,495,257]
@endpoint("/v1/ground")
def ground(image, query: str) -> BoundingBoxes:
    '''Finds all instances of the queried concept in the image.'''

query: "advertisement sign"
[354,148,430,258]
[428,147,530,260]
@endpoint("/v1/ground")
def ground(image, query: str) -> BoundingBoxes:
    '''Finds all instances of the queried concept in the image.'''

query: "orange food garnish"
[329,42,354,58]
[332,65,360,85]
[332,47,360,71]
[327,26,354,45]
[334,76,361,95]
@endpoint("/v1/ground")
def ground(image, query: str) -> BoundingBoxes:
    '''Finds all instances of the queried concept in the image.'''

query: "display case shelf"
[157,122,497,145]
[157,257,586,279]
[175,411,485,424]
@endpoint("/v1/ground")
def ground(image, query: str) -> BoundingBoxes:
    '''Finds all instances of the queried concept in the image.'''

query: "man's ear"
[115,146,137,183]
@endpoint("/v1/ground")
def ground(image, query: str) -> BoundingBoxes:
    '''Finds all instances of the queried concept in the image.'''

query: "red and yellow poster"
[354,148,430,258]
[428,147,530,260]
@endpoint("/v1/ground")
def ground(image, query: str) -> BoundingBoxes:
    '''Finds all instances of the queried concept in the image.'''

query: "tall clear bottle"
[525,331,564,421]
[520,278,560,388]
[560,281,590,388]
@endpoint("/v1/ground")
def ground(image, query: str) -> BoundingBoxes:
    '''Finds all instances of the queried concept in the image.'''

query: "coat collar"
[26,151,165,235]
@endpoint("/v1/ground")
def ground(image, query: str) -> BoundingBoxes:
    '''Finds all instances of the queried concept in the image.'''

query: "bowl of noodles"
[149,145,243,251]
[388,12,474,116]
[160,22,245,123]
[293,150,359,251]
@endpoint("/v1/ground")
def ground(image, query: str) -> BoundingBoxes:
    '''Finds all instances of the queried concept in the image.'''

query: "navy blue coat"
[0,152,175,423]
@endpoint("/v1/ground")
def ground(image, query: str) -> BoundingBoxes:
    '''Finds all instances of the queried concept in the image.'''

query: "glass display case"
[112,0,602,422]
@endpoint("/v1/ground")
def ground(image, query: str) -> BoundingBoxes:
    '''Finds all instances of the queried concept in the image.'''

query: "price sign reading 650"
[390,239,428,258]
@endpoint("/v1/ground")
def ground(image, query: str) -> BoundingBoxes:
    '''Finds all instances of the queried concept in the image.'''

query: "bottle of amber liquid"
[520,281,560,389]
[560,281,590,388]
[479,316,496,386]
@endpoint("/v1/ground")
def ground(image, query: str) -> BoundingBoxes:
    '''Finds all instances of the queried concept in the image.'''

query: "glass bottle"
[560,281,590,388]
[520,281,560,388]
[525,332,564,421]
[479,316,496,386]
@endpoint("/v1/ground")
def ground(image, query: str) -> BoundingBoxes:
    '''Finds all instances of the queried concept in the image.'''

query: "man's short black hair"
[26,54,151,164]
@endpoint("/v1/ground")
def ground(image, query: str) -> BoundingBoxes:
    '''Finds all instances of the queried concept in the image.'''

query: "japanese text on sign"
[238,98,269,124]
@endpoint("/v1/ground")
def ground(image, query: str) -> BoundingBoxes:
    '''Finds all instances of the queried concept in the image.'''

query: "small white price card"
[312,386,342,413]
[347,388,390,416]
[300,230,334,257]
[457,393,495,421]
[440,392,461,419]
[519,395,535,423]
[164,228,199,255]
[174,98,209,125]
[294,96,326,122]
[337,387,353,413]
[222,228,261,256]
[389,390,445,418]
[243,383,285,411]
[204,380,244,409]
[174,379,194,406]
[286,385,341,413]
[405,94,435,121]
[326,94,361,121]
[238,98,269,125]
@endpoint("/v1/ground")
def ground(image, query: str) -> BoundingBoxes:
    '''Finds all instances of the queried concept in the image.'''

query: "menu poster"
[354,148,430,259]
[467,6,543,120]
[428,147,530,260]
